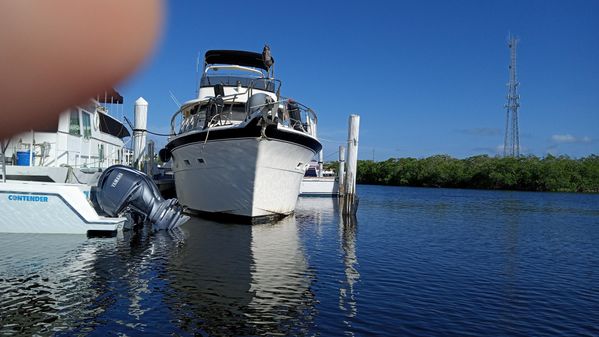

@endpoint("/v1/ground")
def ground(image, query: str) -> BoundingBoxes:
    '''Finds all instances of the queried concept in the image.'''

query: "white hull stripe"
[0,191,116,226]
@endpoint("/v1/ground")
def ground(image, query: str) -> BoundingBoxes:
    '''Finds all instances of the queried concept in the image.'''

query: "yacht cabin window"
[82,111,92,139]
[69,109,80,136]
[200,76,275,92]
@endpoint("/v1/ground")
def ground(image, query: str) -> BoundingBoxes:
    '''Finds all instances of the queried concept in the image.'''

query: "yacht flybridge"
[163,47,322,220]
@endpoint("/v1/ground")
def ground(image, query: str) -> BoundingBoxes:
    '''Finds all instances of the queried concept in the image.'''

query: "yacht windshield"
[200,76,275,92]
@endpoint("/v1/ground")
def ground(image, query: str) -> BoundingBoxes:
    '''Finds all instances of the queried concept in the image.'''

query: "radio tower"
[503,34,521,157]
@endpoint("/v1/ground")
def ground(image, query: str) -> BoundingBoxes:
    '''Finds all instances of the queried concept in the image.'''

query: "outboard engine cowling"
[95,165,189,231]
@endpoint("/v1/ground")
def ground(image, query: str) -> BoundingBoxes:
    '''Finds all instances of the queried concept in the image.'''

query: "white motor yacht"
[1,89,132,184]
[163,48,322,220]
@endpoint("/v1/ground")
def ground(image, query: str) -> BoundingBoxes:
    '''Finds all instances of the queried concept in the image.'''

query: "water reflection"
[0,228,188,335]
[166,219,253,334]
[296,197,361,334]
[339,214,359,321]
[0,234,117,335]
[498,197,524,334]
[248,217,314,329]
[167,215,316,335]
[295,197,338,239]
[2,187,599,336]
[0,197,351,336]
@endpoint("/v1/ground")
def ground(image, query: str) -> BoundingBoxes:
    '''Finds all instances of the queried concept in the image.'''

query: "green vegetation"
[347,154,599,193]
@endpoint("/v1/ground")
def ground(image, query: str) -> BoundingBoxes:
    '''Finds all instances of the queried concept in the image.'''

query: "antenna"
[503,34,521,157]
[169,90,181,108]
[195,52,200,97]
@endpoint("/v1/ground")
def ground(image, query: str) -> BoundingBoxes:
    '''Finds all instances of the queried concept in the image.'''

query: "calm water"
[1,185,599,336]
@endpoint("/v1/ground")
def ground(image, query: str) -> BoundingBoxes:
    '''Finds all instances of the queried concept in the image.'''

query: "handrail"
[169,78,323,138]
[205,65,264,76]
[245,97,318,137]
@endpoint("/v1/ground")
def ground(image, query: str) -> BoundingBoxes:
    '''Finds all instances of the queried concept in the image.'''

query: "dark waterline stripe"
[166,119,322,153]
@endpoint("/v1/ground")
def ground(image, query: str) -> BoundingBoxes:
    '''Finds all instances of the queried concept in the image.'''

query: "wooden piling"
[342,114,360,215]
[146,140,155,177]
[318,150,324,178]
[338,145,345,197]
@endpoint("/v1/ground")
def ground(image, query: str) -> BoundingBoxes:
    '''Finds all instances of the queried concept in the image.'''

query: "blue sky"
[119,0,599,160]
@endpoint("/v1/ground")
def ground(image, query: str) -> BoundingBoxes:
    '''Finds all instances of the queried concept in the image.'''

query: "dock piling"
[133,97,148,170]
[342,114,360,215]
[318,150,324,178]
[146,140,155,177]
[338,145,345,196]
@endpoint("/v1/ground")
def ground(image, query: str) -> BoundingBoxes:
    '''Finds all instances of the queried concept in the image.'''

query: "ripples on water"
[1,186,599,336]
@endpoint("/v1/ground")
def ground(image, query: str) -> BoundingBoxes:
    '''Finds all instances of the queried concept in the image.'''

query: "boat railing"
[172,95,317,138]
[295,101,318,138]
[172,78,321,138]
[0,144,130,173]
[275,99,318,138]
[173,90,247,135]
[201,75,278,93]
[245,97,318,137]
[172,77,280,134]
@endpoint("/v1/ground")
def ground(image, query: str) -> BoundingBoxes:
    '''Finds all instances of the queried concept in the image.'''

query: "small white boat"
[163,48,322,220]
[299,161,339,197]
[0,165,188,235]
[299,177,339,197]
[0,181,125,234]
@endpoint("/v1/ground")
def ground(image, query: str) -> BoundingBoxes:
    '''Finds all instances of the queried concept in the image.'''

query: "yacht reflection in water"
[167,215,316,336]
[0,197,359,336]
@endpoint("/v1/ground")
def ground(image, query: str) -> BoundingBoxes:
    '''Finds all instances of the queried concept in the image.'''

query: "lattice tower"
[503,35,521,157]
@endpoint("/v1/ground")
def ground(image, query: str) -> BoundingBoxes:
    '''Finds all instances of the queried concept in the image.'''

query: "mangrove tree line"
[344,154,599,193]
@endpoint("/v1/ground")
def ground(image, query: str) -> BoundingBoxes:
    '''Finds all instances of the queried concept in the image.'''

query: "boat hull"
[0,181,125,234]
[170,132,319,219]
[300,177,339,197]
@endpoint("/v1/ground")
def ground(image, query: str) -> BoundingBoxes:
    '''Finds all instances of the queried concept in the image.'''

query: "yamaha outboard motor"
[95,165,189,231]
